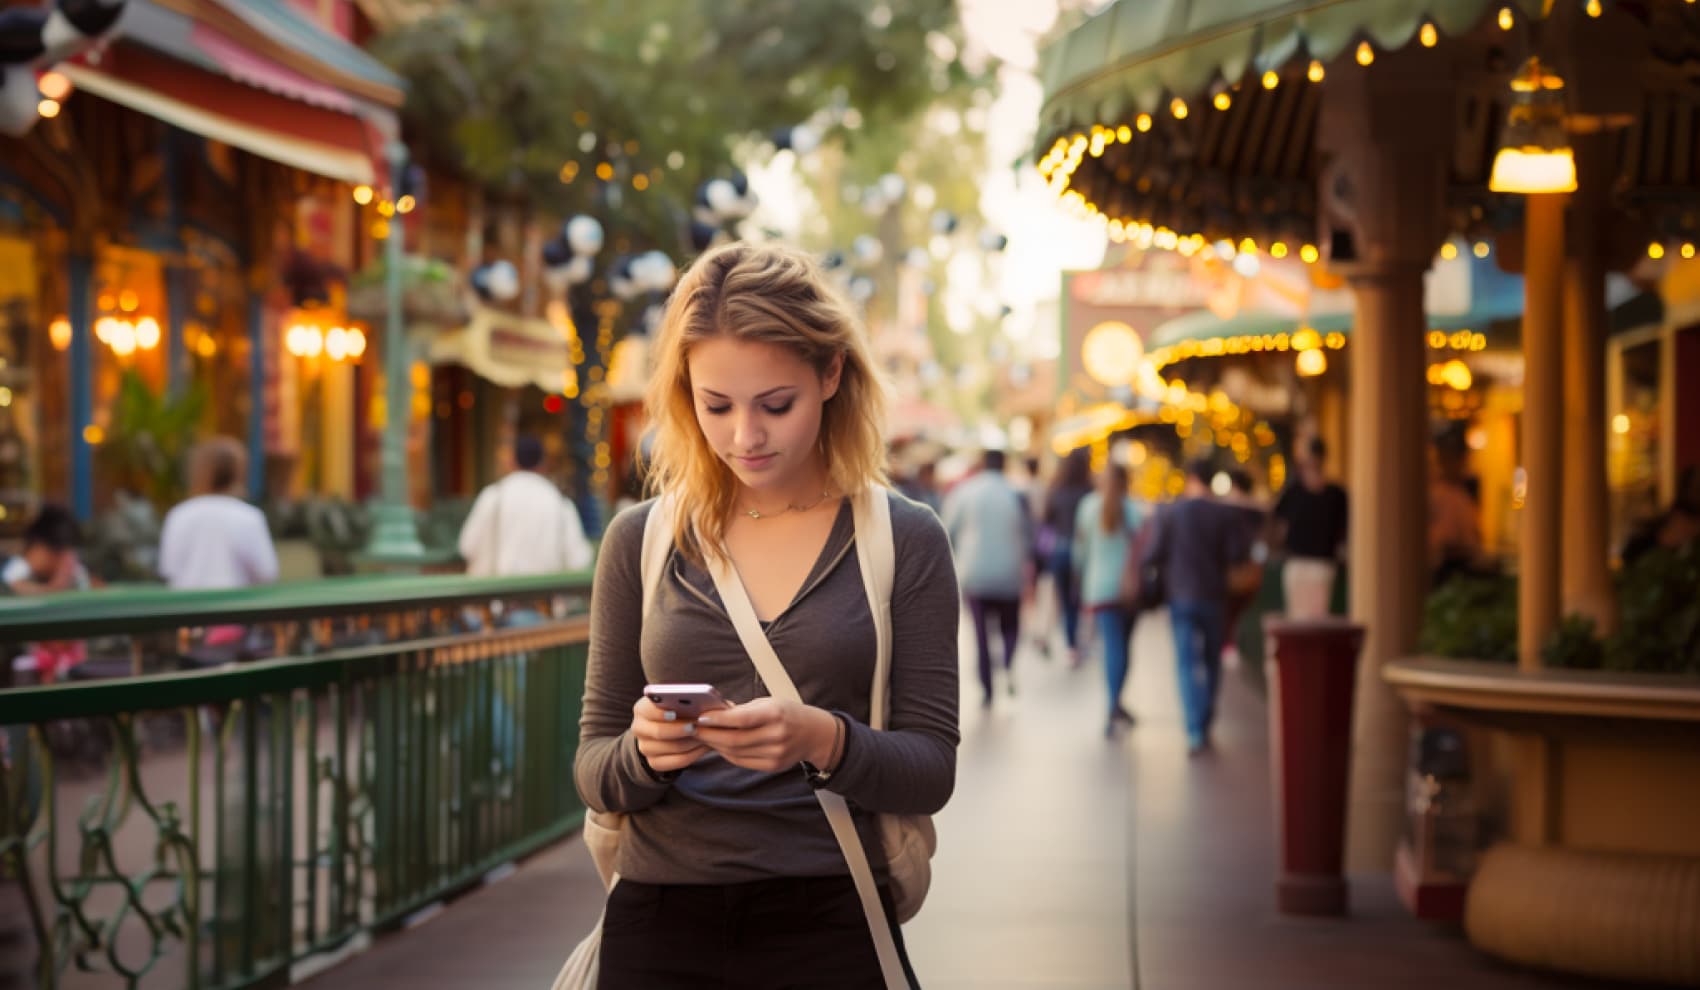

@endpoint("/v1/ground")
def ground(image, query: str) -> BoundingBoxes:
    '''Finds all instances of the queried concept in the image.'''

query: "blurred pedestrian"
[5,504,90,683]
[160,437,278,593]
[1072,462,1142,737]
[573,241,956,987]
[458,434,594,580]
[1141,459,1253,754]
[159,436,278,657]
[1428,437,1483,585]
[1040,449,1093,663]
[1271,437,1346,619]
[1622,466,1700,565]
[942,447,1032,707]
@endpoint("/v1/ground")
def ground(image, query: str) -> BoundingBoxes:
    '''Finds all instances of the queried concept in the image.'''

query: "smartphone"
[643,683,732,721]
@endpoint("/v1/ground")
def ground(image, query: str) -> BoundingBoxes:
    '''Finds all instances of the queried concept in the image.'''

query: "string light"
[352,185,374,205]
[1213,90,1232,111]
[1649,242,1666,260]
[1299,244,1320,264]
[1356,42,1375,66]
[1135,113,1153,132]
[36,99,60,119]
[1420,22,1439,47]
[1171,97,1189,119]
[1473,241,1491,258]
[1440,242,1459,260]
[1270,242,1288,259]
[1585,0,1602,16]
[1498,6,1514,30]
[1308,60,1326,83]
[1116,124,1133,142]
[1262,70,1279,90]
[1684,242,1697,259]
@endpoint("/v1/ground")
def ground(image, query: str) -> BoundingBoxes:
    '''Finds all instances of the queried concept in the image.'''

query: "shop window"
[0,223,70,538]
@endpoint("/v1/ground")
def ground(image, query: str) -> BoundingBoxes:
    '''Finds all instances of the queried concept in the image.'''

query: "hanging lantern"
[1488,58,1576,194]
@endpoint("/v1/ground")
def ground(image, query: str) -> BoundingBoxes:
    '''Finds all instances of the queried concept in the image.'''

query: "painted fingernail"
[696,715,714,726]
[662,711,677,722]
[683,722,696,735]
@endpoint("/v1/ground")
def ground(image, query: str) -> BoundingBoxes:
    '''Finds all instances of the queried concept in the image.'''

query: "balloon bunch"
[608,250,676,302]
[540,215,606,291]
[1,0,126,137]
[688,170,758,252]
[468,260,520,302]
[771,122,822,156]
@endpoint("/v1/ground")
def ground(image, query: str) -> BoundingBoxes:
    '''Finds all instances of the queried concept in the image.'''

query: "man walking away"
[942,448,1032,707]
[1142,460,1252,754]
[458,434,594,579]
[1270,437,1347,619]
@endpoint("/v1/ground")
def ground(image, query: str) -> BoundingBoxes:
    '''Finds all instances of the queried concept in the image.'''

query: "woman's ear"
[821,352,846,401]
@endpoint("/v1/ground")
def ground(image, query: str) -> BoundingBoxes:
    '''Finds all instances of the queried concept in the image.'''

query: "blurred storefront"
[0,0,404,527]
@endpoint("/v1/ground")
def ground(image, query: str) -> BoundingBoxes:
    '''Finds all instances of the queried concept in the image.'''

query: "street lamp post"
[365,140,426,561]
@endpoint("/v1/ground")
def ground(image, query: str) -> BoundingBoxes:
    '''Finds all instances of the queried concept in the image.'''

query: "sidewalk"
[1124,612,1613,990]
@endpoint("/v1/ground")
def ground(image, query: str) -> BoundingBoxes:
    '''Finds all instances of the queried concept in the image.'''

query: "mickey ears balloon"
[565,215,604,256]
[0,64,38,137]
[773,122,821,156]
[608,255,640,302]
[929,210,959,236]
[470,260,520,302]
[978,231,1009,253]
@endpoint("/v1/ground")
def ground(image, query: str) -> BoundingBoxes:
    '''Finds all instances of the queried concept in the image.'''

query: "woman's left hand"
[693,699,838,773]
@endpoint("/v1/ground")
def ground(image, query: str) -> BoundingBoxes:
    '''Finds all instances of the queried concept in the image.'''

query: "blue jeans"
[1095,607,1132,719]
[1169,601,1226,745]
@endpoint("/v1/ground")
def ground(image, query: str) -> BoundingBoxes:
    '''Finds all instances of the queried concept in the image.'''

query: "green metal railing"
[0,574,594,989]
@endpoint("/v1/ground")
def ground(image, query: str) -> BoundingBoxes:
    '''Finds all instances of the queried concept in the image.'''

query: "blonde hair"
[188,436,247,496]
[643,241,888,564]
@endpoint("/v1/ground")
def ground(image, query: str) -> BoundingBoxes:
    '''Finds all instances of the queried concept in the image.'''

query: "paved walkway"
[302,611,1616,989]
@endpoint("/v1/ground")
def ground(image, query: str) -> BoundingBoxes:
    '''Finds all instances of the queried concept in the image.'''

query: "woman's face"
[687,336,842,494]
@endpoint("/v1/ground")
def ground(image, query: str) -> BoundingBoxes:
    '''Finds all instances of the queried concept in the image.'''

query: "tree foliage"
[374,0,975,251]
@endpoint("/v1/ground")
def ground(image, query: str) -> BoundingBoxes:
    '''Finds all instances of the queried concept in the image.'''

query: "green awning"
[1039,0,1545,141]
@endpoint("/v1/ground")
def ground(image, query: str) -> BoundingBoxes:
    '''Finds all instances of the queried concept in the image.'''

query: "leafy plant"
[1419,574,1518,664]
[97,370,208,510]
[1542,614,1606,670]
[1604,543,1700,675]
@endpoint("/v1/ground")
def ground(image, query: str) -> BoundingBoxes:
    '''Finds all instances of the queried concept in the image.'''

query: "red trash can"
[1264,615,1366,917]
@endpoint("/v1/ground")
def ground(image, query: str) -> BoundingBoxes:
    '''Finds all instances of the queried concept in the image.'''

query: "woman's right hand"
[630,696,711,774]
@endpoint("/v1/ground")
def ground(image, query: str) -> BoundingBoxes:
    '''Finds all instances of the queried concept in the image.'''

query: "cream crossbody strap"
[850,486,896,729]
[705,532,909,990]
[640,494,677,615]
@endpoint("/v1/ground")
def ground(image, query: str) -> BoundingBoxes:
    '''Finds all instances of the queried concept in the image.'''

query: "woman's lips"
[735,453,777,469]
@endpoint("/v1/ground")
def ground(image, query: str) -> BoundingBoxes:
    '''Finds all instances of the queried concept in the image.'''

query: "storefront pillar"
[1317,50,1453,872]
[1520,193,1566,672]
[69,254,92,518]
[1560,136,1616,633]
[165,263,189,397]
[247,291,266,500]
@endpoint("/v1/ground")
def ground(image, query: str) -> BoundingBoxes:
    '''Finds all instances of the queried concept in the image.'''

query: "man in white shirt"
[457,434,594,576]
[158,437,279,591]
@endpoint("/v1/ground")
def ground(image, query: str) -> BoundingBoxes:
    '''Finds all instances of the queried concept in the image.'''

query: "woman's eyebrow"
[696,386,798,400]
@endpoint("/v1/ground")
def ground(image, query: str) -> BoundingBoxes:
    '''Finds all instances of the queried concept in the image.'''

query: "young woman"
[574,241,960,988]
[1072,461,1142,738]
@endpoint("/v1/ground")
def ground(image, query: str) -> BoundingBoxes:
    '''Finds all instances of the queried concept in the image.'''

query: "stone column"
[1561,134,1616,633]
[1317,50,1454,871]
[1520,193,1565,671]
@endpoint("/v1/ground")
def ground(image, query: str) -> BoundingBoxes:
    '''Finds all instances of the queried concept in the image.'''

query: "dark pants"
[1048,547,1081,649]
[597,876,917,989]
[966,595,1021,702]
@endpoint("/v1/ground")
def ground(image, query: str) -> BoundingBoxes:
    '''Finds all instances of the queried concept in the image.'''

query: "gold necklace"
[743,490,834,520]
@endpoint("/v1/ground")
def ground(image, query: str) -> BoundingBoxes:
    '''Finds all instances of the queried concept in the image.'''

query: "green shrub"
[1419,574,1518,664]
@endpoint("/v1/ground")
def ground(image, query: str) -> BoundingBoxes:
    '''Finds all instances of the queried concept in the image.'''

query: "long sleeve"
[573,503,675,814]
[559,497,594,572]
[457,487,495,575]
[243,515,279,585]
[825,499,960,815]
